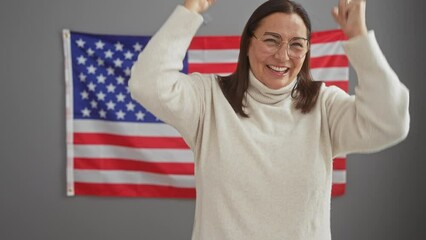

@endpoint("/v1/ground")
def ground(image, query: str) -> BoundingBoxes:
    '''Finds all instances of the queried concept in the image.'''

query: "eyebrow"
[263,31,308,40]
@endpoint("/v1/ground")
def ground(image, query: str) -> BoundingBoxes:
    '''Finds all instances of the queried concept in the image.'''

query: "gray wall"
[1,0,425,239]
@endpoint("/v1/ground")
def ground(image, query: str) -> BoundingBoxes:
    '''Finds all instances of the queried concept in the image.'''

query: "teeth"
[268,65,288,72]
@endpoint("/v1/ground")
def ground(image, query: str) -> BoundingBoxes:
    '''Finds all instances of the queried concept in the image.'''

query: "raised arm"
[128,1,215,146]
[327,0,410,156]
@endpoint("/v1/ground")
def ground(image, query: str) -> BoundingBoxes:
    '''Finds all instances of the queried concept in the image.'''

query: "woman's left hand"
[332,0,368,39]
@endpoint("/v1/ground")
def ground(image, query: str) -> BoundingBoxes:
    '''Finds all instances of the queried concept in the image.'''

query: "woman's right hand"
[183,0,215,13]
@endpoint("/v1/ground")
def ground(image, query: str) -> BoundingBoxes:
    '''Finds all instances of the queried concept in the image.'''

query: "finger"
[338,0,348,22]
[331,6,341,25]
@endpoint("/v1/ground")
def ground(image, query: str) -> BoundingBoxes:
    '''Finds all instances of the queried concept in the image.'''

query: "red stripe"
[333,157,346,170]
[190,36,240,50]
[324,81,348,92]
[310,29,348,44]
[331,183,346,196]
[189,30,346,49]
[74,182,196,198]
[74,133,189,149]
[188,30,345,50]
[188,63,237,74]
[310,55,348,69]
[74,158,194,175]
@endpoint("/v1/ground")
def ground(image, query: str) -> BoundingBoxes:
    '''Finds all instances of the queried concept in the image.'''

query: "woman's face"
[248,12,308,89]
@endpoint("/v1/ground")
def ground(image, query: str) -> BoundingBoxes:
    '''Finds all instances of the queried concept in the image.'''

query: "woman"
[129,0,410,239]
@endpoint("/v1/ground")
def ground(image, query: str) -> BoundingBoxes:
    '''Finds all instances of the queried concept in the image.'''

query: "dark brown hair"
[218,0,322,117]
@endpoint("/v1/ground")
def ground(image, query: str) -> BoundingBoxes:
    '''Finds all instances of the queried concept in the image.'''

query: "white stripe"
[63,29,75,197]
[74,119,182,137]
[187,42,344,63]
[310,41,345,57]
[311,67,349,81]
[332,170,346,184]
[188,49,239,63]
[74,145,194,163]
[74,169,195,188]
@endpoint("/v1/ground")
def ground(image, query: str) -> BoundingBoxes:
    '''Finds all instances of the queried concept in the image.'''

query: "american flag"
[63,29,348,198]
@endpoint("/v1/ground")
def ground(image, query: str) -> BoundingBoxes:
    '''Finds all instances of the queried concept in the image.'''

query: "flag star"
[126,102,136,111]
[77,55,87,65]
[95,40,105,49]
[79,73,87,82]
[90,100,98,108]
[104,49,114,58]
[106,83,116,93]
[133,42,143,52]
[116,76,125,85]
[96,91,106,101]
[113,58,123,68]
[76,38,86,48]
[116,92,126,102]
[106,100,116,110]
[80,90,89,100]
[124,67,131,76]
[115,42,124,51]
[87,65,97,74]
[107,67,115,75]
[124,50,134,60]
[81,108,91,117]
[97,58,105,66]
[99,109,107,118]
[135,111,145,120]
[86,48,95,56]
[125,86,130,93]
[87,82,96,91]
[96,74,106,84]
[116,110,126,120]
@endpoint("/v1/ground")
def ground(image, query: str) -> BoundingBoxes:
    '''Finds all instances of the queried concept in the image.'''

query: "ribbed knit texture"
[129,6,410,240]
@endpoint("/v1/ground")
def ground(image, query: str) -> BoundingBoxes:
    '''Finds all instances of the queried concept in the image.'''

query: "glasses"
[252,32,309,59]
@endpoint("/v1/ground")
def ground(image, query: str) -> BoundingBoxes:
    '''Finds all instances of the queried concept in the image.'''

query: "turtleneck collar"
[246,70,297,104]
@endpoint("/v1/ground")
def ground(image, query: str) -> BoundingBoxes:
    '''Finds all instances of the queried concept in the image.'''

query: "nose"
[274,44,290,60]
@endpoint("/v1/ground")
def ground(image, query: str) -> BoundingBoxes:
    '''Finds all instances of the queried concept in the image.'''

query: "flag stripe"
[74,133,189,149]
[189,36,241,49]
[74,169,195,187]
[311,67,348,81]
[310,42,345,57]
[332,170,346,184]
[74,119,182,137]
[310,29,348,43]
[74,145,193,163]
[74,182,196,198]
[333,157,347,170]
[187,44,346,64]
[188,63,237,74]
[310,55,348,69]
[187,55,348,74]
[331,183,346,196]
[74,158,194,174]
[188,50,239,63]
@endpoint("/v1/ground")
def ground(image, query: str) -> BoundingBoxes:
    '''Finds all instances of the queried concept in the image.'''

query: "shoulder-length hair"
[218,0,322,117]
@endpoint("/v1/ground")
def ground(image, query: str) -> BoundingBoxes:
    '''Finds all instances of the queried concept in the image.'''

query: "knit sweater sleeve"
[326,31,410,157]
[128,6,205,147]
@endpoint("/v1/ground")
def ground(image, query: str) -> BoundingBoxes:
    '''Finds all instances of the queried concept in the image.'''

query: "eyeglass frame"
[251,32,310,59]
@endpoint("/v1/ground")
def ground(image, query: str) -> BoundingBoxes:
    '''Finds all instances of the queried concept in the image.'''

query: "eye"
[289,40,306,49]
[262,37,280,46]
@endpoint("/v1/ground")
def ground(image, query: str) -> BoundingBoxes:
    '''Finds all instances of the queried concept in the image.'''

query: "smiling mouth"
[267,65,289,74]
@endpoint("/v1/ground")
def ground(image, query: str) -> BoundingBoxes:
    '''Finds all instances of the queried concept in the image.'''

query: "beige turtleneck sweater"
[129,5,410,240]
